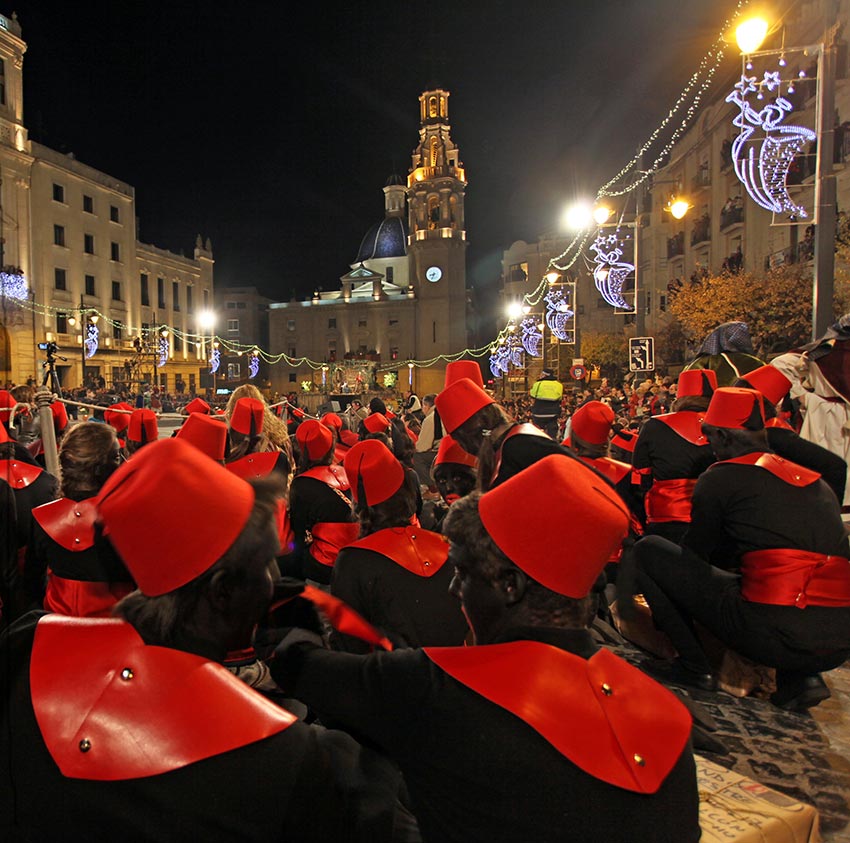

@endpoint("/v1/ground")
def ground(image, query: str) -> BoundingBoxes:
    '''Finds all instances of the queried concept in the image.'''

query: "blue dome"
[355,216,408,262]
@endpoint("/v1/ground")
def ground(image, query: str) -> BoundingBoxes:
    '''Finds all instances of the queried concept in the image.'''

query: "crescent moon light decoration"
[210,346,221,374]
[85,323,99,359]
[725,68,816,219]
[249,352,260,379]
[157,336,169,368]
[544,289,575,342]
[589,232,634,310]
[489,344,510,378]
[520,317,543,357]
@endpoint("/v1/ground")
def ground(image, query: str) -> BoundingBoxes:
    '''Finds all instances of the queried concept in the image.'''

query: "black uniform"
[636,455,850,676]
[766,423,846,503]
[0,612,417,843]
[275,627,701,843]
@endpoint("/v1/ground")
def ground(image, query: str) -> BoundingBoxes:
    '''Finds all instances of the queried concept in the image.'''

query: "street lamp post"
[67,295,98,389]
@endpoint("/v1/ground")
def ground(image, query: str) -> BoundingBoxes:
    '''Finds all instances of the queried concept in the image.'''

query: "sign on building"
[629,337,655,372]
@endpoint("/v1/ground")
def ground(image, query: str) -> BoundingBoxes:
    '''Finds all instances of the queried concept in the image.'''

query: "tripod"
[41,351,66,395]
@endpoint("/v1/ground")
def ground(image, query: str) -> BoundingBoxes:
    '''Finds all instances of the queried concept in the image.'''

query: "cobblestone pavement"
[599,626,850,842]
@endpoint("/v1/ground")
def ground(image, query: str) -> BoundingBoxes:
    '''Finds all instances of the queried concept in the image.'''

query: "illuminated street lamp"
[667,198,691,220]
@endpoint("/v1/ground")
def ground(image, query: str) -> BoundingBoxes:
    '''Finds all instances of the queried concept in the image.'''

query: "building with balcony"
[0,13,213,391]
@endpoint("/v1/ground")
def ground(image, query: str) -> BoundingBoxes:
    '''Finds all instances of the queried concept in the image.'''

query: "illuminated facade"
[0,13,213,390]
[268,88,471,397]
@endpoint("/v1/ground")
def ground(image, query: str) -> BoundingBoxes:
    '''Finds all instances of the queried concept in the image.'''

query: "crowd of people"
[1,353,849,840]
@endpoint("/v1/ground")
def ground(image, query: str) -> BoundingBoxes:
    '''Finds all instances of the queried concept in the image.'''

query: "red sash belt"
[308,521,360,567]
[44,574,134,618]
[741,549,850,607]
[645,478,697,523]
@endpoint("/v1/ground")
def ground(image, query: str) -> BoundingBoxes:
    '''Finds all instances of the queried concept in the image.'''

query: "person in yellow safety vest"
[529,369,564,438]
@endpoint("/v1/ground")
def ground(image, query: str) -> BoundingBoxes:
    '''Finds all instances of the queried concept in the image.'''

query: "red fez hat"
[386,410,396,420]
[610,429,637,453]
[445,360,484,388]
[105,402,133,434]
[339,429,360,447]
[96,439,255,596]
[184,397,210,415]
[175,412,228,462]
[363,412,391,434]
[571,401,615,446]
[742,365,792,406]
[50,401,68,433]
[230,397,264,436]
[0,389,14,414]
[435,378,495,434]
[0,419,8,442]
[434,434,477,469]
[479,455,630,598]
[128,409,158,444]
[296,419,334,461]
[344,439,405,506]
[703,387,765,430]
[321,412,343,431]
[677,369,718,398]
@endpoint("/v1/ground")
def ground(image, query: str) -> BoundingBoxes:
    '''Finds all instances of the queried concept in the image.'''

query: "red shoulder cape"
[424,642,691,794]
[654,412,707,446]
[300,464,350,492]
[347,525,449,577]
[30,615,295,780]
[0,458,45,488]
[712,451,820,487]
[32,498,97,552]
[581,456,631,485]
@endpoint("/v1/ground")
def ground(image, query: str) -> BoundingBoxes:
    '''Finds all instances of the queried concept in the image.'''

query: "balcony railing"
[667,231,685,259]
[690,216,711,246]
[720,205,744,230]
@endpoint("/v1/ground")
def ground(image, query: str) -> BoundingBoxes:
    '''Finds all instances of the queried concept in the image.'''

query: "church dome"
[385,173,406,186]
[355,216,409,262]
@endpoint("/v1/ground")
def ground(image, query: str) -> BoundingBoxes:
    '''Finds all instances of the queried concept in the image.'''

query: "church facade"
[267,88,471,397]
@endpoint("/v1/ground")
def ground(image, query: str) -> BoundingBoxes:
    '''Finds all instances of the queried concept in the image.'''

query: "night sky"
[9,1,737,324]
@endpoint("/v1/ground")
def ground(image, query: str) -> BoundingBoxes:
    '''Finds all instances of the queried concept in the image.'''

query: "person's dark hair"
[443,493,594,628]
[368,397,386,415]
[569,432,608,459]
[296,440,334,474]
[354,467,418,537]
[671,394,711,413]
[114,475,283,647]
[422,394,436,407]
[59,422,120,499]
[451,403,511,461]
[362,430,392,450]
[702,423,768,451]
[389,418,415,468]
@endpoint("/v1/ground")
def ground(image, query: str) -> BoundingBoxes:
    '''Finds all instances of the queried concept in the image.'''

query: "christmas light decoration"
[249,352,260,379]
[210,345,221,374]
[0,270,27,301]
[157,336,169,368]
[725,68,816,218]
[85,323,99,359]
[545,289,574,341]
[489,344,510,378]
[589,233,635,310]
[520,317,542,357]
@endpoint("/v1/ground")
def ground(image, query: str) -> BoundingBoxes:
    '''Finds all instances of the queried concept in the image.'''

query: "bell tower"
[0,13,28,153]
[407,88,468,359]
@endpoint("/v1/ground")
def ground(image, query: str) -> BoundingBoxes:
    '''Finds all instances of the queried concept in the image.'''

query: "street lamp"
[733,15,837,340]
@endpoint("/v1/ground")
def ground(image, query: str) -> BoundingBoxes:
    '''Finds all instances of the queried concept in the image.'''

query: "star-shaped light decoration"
[734,74,758,95]
[762,70,781,92]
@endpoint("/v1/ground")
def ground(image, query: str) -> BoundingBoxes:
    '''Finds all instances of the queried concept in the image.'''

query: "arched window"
[429,97,438,118]
[430,136,439,167]
[440,97,446,117]
[428,195,440,230]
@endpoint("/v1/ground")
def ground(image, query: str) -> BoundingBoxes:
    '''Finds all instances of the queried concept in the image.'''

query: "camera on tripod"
[38,340,58,356]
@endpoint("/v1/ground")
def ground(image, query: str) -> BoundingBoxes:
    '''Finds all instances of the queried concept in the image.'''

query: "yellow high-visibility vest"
[529,379,563,401]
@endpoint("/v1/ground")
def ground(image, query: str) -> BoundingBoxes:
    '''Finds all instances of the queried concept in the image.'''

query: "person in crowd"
[174,412,229,463]
[528,368,563,438]
[609,426,638,464]
[419,435,477,533]
[404,391,422,419]
[319,412,344,462]
[329,440,468,653]
[272,454,700,842]
[126,408,158,457]
[632,369,717,543]
[634,387,850,710]
[734,364,846,504]
[288,420,358,585]
[25,422,132,617]
[436,377,573,491]
[413,393,441,487]
[104,402,133,449]
[182,396,211,415]
[225,383,293,468]
[0,438,417,841]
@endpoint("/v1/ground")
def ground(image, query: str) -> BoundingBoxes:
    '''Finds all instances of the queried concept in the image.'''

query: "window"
[226,301,237,309]
[227,363,241,380]
[172,281,180,311]
[186,286,193,312]
[83,195,94,214]
[236,301,246,309]
[328,340,337,361]
[386,267,394,283]
[288,346,297,358]
[509,262,528,284]
[659,294,668,312]
[113,320,123,341]
[389,318,399,327]
[328,318,336,329]
[84,233,94,254]
[140,273,150,306]
[85,274,95,296]
[390,346,399,360]
[358,318,367,328]
[227,319,239,334]
[289,373,297,383]
[110,242,120,262]
[52,183,65,203]
[111,281,121,301]
[159,374,168,391]
[287,319,296,332]
[54,268,67,290]
[189,373,196,393]
[157,277,165,309]
[56,312,68,333]
[173,334,183,352]
[54,225,66,247]
[0,59,5,105]
[110,205,120,223]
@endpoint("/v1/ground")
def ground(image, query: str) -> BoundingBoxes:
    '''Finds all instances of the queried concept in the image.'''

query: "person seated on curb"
[329,440,467,653]
[734,363,847,505]
[271,455,700,843]
[632,387,850,710]
[0,438,418,842]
